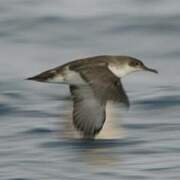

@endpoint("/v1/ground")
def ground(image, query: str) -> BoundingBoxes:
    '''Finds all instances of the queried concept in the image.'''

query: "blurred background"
[0,0,180,179]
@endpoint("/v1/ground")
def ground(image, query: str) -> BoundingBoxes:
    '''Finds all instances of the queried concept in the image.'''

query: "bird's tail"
[26,69,65,83]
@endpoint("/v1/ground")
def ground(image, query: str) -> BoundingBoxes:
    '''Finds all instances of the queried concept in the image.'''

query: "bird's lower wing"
[70,85,106,138]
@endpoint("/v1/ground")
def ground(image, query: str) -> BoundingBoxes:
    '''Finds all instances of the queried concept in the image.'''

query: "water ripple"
[0,103,58,118]
[21,127,55,135]
[41,138,146,150]
[135,95,180,109]
[7,178,31,180]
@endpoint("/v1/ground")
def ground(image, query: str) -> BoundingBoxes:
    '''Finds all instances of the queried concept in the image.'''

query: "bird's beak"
[143,65,158,74]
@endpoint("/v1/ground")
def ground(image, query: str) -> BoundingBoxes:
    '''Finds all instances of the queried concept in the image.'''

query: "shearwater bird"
[27,55,158,139]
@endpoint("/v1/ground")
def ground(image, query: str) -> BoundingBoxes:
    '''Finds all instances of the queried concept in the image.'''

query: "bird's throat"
[108,64,134,78]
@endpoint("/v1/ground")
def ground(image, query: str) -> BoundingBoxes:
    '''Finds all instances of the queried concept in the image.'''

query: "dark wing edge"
[111,79,130,108]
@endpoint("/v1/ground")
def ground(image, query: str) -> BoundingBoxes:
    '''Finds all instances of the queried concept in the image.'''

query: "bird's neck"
[108,64,135,78]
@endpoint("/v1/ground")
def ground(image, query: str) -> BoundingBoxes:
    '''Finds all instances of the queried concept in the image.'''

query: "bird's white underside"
[97,101,127,139]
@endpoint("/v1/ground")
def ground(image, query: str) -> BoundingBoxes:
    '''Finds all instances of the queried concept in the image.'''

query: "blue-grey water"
[0,0,180,179]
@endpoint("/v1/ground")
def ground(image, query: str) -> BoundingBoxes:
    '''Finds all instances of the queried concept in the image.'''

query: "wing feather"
[70,85,106,138]
[69,66,129,138]
[78,66,129,106]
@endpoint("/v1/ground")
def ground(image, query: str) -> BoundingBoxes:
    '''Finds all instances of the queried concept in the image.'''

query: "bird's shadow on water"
[42,138,144,149]
[41,138,145,166]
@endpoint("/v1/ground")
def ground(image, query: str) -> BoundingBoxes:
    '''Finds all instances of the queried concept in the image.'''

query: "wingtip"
[120,102,130,110]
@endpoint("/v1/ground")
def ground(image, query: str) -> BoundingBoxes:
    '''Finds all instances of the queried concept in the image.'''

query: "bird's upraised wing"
[69,66,129,138]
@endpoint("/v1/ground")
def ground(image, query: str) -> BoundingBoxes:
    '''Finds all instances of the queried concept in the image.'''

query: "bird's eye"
[135,62,139,66]
[129,61,140,67]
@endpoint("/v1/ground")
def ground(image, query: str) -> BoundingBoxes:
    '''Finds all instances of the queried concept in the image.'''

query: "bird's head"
[109,56,158,77]
[128,58,158,74]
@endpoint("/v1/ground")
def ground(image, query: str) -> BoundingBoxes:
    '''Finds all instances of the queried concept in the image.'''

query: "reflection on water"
[69,140,121,167]
[42,138,144,168]
[81,147,118,167]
